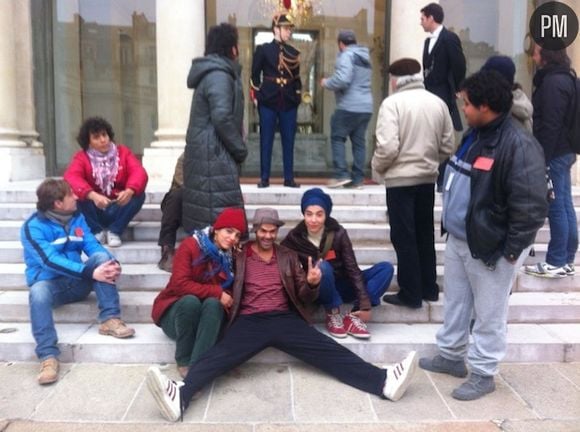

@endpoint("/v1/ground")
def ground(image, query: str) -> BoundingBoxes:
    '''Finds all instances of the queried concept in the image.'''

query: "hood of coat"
[511,88,533,123]
[188,54,242,89]
[345,45,371,63]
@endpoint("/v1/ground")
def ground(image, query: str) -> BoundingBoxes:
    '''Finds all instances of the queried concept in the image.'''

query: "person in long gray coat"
[182,23,248,233]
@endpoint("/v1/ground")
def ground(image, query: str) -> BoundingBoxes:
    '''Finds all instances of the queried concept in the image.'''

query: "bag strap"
[320,231,335,259]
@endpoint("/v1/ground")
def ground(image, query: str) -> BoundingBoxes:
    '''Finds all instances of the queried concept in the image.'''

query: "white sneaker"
[383,351,418,401]
[94,231,106,244]
[564,263,575,276]
[327,178,351,188]
[146,366,182,422]
[524,262,567,278]
[107,232,122,248]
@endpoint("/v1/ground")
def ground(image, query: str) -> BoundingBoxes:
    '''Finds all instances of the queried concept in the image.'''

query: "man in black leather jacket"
[420,70,548,401]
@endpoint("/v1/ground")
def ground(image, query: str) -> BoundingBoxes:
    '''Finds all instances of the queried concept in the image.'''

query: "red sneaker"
[343,313,371,339]
[326,312,347,338]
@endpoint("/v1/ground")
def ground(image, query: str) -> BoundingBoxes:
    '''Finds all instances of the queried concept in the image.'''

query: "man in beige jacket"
[372,58,455,309]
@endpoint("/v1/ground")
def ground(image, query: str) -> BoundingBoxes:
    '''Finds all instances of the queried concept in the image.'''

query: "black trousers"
[158,187,183,247]
[386,184,438,306]
[180,311,386,406]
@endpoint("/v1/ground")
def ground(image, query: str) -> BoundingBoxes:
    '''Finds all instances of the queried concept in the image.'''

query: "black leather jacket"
[464,114,548,267]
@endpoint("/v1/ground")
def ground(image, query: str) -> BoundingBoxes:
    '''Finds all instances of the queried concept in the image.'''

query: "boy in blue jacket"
[21,178,135,385]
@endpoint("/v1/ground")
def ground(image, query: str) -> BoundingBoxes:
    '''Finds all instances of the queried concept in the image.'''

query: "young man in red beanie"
[146,207,418,422]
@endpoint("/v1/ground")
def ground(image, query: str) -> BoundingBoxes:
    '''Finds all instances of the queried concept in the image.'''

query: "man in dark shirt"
[146,208,419,421]
[251,13,302,188]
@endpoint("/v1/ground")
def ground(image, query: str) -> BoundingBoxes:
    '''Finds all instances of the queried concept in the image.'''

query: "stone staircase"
[1,181,579,364]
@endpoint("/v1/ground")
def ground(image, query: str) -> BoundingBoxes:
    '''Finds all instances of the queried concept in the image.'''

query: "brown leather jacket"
[227,242,319,326]
[281,217,371,310]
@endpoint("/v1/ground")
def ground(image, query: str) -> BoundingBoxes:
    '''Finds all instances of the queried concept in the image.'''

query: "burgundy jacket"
[151,237,228,325]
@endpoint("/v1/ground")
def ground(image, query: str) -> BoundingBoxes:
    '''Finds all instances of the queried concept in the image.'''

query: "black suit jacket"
[423,27,466,131]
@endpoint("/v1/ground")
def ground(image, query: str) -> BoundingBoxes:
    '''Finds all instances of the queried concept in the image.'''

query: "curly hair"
[459,70,513,114]
[204,23,238,59]
[36,178,71,212]
[76,117,115,150]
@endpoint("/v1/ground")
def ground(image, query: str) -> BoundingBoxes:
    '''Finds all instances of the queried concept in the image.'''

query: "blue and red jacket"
[20,211,114,286]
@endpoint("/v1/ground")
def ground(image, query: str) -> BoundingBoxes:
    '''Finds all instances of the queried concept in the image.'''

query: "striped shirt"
[239,245,289,315]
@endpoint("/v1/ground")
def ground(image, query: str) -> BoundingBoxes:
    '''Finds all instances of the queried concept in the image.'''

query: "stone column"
[142,0,205,183]
[0,1,45,183]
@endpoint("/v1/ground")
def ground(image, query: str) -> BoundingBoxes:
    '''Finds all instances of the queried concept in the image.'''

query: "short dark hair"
[76,117,115,150]
[421,3,444,23]
[538,45,571,67]
[459,70,513,114]
[36,178,71,212]
[205,23,238,60]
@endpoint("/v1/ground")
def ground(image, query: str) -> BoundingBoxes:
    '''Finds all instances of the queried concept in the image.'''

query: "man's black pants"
[386,184,438,306]
[180,311,386,405]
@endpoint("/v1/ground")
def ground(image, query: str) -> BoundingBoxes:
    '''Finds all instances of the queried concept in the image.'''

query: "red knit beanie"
[213,207,247,234]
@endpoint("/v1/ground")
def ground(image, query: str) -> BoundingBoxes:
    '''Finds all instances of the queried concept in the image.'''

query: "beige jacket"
[372,74,455,188]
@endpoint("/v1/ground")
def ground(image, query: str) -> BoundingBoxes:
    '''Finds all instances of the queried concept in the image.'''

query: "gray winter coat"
[323,45,373,113]
[182,54,248,233]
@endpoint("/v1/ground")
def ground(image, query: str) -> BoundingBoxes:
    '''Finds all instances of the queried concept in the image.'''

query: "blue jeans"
[258,105,297,182]
[77,193,146,236]
[546,153,578,266]
[28,252,121,360]
[330,110,372,184]
[317,260,394,310]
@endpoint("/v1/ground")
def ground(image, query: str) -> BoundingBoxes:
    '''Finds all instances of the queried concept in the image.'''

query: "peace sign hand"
[306,256,322,285]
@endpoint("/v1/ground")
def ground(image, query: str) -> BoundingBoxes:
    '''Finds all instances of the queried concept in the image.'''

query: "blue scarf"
[192,227,234,289]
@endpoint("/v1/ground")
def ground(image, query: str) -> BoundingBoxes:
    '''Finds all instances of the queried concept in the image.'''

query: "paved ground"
[1,361,579,431]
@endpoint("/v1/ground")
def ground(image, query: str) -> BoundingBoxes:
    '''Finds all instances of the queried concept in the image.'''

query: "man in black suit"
[420,3,466,132]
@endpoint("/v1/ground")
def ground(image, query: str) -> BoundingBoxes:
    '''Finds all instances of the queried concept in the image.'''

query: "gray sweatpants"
[436,235,529,376]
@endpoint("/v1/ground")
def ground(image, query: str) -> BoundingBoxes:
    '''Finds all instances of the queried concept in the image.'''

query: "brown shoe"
[38,358,59,385]
[99,318,135,338]
[157,246,175,273]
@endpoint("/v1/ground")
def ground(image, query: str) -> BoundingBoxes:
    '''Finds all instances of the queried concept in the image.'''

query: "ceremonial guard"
[251,13,302,188]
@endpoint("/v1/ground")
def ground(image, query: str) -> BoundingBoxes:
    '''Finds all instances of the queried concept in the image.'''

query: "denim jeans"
[77,193,146,236]
[28,252,121,360]
[317,260,394,310]
[546,153,578,266]
[330,110,372,184]
[159,295,224,366]
[258,105,297,182]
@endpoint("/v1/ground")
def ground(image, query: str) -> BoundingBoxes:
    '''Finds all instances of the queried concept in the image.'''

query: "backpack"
[566,70,580,154]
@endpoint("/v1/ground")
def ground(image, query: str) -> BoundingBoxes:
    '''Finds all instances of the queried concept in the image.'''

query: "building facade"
[1,0,578,183]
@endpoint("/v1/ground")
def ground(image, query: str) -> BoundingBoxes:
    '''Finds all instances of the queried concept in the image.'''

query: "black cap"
[388,58,422,76]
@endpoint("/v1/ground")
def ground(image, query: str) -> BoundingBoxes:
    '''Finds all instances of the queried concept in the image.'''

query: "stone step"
[2,290,578,325]
[6,201,580,226]
[0,240,571,268]
[0,219,557,245]
[0,321,577,363]
[3,181,580,206]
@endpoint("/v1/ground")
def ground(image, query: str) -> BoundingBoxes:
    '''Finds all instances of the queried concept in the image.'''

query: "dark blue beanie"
[481,55,515,85]
[301,187,332,216]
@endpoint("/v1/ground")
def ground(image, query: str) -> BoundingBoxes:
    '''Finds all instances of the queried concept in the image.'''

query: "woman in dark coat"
[182,23,248,233]
[525,45,577,278]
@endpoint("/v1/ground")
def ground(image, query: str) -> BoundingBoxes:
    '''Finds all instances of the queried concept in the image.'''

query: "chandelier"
[258,0,322,27]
